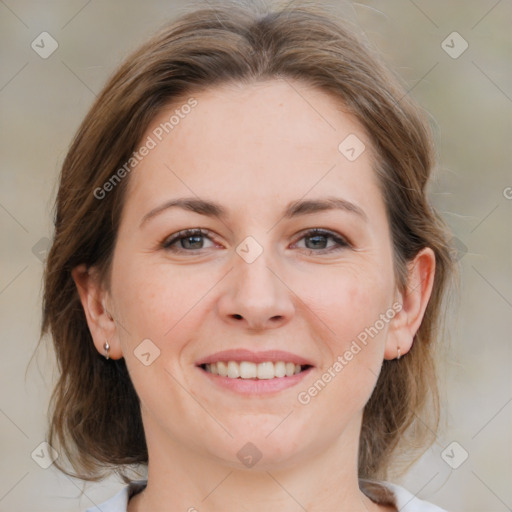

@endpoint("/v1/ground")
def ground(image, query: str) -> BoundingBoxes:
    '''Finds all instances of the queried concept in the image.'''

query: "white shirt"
[85,480,449,511]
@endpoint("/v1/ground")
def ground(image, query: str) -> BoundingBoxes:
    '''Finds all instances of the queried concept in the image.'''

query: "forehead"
[123,78,383,221]
[154,79,370,164]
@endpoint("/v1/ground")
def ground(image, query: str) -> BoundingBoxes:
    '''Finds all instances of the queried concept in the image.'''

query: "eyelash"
[160,228,351,255]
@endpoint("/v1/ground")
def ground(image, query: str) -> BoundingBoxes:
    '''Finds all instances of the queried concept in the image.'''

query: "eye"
[161,228,218,253]
[160,227,351,255]
[292,228,350,254]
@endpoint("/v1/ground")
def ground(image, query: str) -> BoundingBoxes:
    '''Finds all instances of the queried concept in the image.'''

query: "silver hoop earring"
[103,341,110,360]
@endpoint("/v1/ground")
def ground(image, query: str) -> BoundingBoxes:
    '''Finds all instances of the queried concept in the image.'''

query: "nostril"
[232,314,243,319]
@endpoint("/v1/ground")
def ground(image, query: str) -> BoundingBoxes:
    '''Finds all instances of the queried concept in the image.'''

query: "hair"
[40,0,455,495]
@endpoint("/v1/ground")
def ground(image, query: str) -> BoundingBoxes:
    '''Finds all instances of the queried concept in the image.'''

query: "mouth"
[199,360,313,379]
[195,349,314,394]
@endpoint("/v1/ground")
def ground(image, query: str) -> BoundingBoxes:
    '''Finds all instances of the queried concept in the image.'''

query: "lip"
[195,349,314,367]
[199,365,314,395]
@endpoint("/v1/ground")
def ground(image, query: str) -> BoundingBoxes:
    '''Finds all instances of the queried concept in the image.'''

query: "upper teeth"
[205,361,303,379]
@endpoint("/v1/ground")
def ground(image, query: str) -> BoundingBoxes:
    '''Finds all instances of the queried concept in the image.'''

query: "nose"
[216,247,295,331]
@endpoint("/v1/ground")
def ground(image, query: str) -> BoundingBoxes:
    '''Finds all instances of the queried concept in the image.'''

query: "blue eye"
[293,228,350,253]
[161,228,350,254]
[161,229,215,252]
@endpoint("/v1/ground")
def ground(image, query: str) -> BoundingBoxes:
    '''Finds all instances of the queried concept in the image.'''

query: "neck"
[128,413,392,512]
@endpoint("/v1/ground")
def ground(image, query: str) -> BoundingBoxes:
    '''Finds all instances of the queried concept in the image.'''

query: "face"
[105,79,401,469]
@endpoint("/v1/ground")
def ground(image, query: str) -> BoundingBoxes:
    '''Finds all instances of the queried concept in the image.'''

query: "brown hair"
[41,0,454,486]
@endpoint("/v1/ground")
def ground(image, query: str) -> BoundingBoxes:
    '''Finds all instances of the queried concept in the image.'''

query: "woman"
[41,1,455,511]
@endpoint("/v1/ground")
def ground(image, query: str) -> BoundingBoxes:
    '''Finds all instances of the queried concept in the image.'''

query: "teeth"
[257,362,274,380]
[227,361,240,378]
[274,361,286,378]
[217,361,227,377]
[240,361,257,379]
[204,361,305,379]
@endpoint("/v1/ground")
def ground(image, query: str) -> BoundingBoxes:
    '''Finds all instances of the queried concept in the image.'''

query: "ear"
[71,264,123,359]
[384,247,436,360]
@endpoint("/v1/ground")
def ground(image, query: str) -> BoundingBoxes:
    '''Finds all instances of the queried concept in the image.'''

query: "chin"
[201,417,315,470]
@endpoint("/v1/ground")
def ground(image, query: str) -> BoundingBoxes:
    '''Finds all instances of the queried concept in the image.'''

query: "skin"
[73,78,435,512]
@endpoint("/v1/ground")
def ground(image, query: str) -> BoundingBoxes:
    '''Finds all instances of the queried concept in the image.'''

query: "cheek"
[341,278,391,338]
[301,267,393,403]
[110,253,193,345]
[303,262,394,344]
[110,254,227,364]
[109,258,207,405]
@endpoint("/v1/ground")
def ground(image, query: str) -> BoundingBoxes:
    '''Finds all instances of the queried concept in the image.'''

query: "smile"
[201,361,312,379]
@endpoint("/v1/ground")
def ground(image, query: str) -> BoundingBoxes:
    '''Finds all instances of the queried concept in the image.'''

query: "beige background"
[1,0,511,510]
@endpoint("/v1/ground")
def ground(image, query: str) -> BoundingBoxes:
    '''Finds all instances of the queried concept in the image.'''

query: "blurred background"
[0,0,510,510]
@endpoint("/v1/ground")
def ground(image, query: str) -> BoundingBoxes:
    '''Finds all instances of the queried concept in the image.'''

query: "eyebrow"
[139,195,367,228]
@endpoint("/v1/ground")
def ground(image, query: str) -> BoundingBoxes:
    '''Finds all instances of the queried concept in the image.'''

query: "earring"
[396,346,401,360]
[103,340,110,360]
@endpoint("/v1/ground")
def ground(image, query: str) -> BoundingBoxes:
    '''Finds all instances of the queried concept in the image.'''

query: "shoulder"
[379,481,450,512]
[85,481,147,512]
[87,479,449,512]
